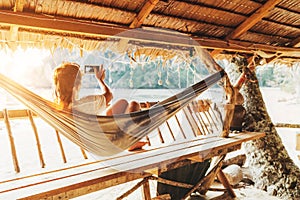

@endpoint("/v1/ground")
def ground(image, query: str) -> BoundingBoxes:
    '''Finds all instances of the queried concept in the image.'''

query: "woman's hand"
[95,65,105,82]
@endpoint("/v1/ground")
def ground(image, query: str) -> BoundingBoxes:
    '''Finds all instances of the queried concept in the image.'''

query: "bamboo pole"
[157,127,165,144]
[206,109,220,131]
[182,108,197,137]
[3,108,20,173]
[27,110,45,168]
[174,115,187,139]
[149,176,193,189]
[146,135,151,146]
[55,130,67,163]
[208,103,223,126]
[192,101,211,134]
[275,123,300,128]
[166,121,176,141]
[197,112,210,135]
[80,147,88,159]
[186,104,203,135]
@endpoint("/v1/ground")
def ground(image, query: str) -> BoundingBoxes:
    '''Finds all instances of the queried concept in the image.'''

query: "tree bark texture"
[226,60,300,199]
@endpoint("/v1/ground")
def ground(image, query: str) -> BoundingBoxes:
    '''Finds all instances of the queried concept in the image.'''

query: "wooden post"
[55,130,67,163]
[27,110,45,168]
[182,108,198,137]
[196,156,225,196]
[221,75,236,137]
[143,179,152,200]
[116,178,148,200]
[204,103,219,131]
[157,127,165,143]
[175,115,187,139]
[80,148,88,159]
[166,121,176,141]
[217,169,236,198]
[3,108,20,173]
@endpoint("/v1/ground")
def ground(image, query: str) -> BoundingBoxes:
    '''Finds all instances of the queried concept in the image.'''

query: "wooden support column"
[80,148,88,159]
[27,110,45,168]
[217,170,236,198]
[55,130,67,163]
[183,156,225,198]
[3,109,20,173]
[143,179,152,200]
[116,178,148,200]
[222,75,236,137]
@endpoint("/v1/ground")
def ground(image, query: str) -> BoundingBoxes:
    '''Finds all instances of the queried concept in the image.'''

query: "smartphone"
[84,65,100,74]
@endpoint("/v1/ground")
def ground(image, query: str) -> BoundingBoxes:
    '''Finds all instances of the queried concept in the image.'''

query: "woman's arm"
[95,65,113,106]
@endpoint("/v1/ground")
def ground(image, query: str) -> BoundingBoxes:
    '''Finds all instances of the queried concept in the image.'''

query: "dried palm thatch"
[0,0,299,63]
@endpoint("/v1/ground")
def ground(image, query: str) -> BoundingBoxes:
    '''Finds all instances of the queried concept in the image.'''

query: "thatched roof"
[0,0,299,62]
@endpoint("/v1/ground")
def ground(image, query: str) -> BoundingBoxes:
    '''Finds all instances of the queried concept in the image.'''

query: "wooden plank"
[0,136,221,192]
[0,132,265,199]
[189,143,241,162]
[226,0,283,40]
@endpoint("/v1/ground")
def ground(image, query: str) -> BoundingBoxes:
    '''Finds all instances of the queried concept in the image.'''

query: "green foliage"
[256,65,275,87]
[256,63,300,95]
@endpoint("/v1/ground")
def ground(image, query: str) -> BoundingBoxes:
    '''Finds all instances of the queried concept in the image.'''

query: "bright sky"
[0,47,51,85]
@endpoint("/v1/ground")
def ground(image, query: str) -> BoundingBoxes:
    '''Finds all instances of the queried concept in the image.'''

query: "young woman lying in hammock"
[53,62,147,151]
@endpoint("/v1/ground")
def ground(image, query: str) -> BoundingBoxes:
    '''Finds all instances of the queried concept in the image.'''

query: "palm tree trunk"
[226,61,300,200]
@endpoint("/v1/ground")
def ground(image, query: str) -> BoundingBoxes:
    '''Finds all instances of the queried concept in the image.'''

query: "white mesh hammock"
[0,70,225,156]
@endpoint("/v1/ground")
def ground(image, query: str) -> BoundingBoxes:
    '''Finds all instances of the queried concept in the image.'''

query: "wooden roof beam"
[226,0,282,40]
[129,0,159,28]
[0,10,298,56]
[211,0,283,58]
[291,36,300,48]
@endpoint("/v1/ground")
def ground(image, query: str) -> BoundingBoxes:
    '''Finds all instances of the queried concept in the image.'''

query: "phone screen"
[84,65,100,73]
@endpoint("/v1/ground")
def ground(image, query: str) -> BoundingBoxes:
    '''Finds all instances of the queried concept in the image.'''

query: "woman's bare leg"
[106,99,128,116]
[107,99,146,151]
[125,101,141,113]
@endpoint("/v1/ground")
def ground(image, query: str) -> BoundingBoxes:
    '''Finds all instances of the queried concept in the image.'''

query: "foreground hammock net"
[0,70,225,156]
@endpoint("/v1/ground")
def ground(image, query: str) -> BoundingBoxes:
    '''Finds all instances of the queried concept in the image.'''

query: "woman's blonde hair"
[53,62,82,109]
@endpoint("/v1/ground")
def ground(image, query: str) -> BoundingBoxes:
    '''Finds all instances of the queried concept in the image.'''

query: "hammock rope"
[0,70,225,156]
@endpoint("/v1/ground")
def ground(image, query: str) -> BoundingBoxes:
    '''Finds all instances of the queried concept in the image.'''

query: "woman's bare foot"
[128,141,148,151]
